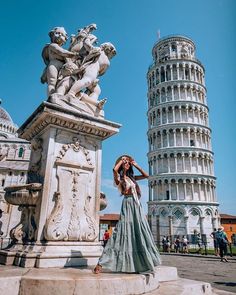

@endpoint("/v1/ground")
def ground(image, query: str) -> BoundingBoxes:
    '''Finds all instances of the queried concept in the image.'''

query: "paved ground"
[161,253,236,293]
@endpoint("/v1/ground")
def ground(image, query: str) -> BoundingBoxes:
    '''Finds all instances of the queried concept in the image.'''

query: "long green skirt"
[98,195,161,273]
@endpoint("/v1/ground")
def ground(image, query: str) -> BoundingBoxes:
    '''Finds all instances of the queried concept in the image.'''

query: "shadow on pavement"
[214,282,236,287]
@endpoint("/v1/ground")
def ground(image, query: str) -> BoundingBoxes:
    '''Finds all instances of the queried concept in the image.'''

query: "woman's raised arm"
[131,160,149,180]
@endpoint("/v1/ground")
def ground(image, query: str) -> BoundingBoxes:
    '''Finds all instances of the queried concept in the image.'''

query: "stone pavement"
[160,253,236,294]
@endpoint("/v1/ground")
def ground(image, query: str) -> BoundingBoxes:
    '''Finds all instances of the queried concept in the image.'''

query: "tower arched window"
[18,147,24,158]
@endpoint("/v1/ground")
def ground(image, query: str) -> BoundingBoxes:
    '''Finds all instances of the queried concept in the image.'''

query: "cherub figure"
[41,27,77,96]
[55,42,116,107]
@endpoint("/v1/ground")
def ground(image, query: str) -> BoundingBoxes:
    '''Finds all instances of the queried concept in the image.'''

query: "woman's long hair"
[118,164,141,197]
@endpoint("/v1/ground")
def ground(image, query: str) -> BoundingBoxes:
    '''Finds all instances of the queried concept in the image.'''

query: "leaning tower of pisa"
[147,35,220,247]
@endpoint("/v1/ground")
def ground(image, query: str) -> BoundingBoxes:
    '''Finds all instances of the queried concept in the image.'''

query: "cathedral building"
[0,102,31,247]
[147,35,220,246]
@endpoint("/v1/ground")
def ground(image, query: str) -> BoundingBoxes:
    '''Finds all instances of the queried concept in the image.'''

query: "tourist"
[166,236,171,253]
[182,235,189,254]
[228,234,233,257]
[162,236,167,252]
[174,236,180,253]
[93,155,161,274]
[196,233,202,254]
[210,228,219,256]
[0,209,3,236]
[102,230,110,248]
[215,226,229,262]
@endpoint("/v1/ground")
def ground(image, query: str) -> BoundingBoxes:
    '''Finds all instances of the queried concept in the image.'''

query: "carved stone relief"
[44,138,98,241]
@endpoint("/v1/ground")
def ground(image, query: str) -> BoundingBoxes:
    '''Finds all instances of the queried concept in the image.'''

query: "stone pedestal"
[0,101,121,267]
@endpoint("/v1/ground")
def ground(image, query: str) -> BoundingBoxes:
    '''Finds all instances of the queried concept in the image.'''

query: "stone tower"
[147,35,220,247]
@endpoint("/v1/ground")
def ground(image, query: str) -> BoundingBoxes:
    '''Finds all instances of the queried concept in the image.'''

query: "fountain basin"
[4,183,42,206]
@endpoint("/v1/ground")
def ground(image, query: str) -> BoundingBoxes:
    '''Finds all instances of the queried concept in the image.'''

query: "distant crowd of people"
[162,235,189,254]
[161,226,234,262]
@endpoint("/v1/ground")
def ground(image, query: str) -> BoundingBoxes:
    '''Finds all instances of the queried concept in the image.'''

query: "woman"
[182,235,189,254]
[93,155,161,274]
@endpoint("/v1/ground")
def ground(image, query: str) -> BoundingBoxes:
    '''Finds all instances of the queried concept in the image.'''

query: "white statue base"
[0,264,216,295]
[0,101,121,268]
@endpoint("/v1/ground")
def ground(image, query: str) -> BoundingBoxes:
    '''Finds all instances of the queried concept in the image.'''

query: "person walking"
[102,230,110,248]
[210,228,219,256]
[93,155,161,274]
[162,236,167,252]
[196,233,202,254]
[215,226,229,262]
[174,236,180,253]
[228,234,233,257]
[182,235,189,254]
[166,236,171,253]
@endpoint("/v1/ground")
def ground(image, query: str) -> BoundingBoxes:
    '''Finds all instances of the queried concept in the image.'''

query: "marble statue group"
[41,24,116,114]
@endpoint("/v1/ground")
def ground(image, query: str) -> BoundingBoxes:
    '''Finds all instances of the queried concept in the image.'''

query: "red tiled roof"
[99,214,120,221]
[220,213,236,219]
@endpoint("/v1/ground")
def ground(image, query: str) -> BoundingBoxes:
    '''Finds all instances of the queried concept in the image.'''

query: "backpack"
[216,231,228,245]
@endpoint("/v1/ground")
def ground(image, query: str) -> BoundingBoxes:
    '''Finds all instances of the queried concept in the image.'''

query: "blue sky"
[0,0,235,214]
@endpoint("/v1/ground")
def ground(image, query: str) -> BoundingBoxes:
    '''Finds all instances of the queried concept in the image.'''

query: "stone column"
[168,216,173,243]
[200,131,203,148]
[149,183,153,201]
[200,217,205,235]
[178,85,181,100]
[190,87,193,100]
[174,154,177,172]
[171,86,174,100]
[191,179,194,200]
[187,127,190,145]
[148,160,151,175]
[198,180,202,201]
[156,215,160,246]
[184,85,187,100]
[173,130,176,146]
[182,152,185,172]
[184,216,189,236]
[167,131,170,147]
[204,181,207,201]
[194,128,197,146]
[183,64,186,80]
[180,128,184,146]
[179,107,183,122]
[196,154,199,173]
[176,181,179,200]
[168,183,172,200]
[183,180,187,200]
[189,154,193,173]
[167,156,170,173]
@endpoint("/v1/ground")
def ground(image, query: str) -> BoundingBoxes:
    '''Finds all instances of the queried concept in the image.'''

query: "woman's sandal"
[93,264,102,274]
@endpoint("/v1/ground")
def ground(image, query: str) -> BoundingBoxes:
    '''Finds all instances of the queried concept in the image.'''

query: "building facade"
[0,104,31,247]
[220,214,236,245]
[146,35,220,247]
